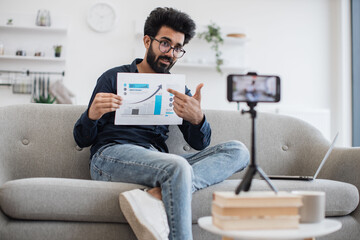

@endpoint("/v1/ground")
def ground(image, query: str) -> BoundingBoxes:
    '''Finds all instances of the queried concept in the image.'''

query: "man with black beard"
[73,7,249,240]
[146,38,175,73]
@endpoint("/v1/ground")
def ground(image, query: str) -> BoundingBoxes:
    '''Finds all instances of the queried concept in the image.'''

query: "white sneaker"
[119,189,170,240]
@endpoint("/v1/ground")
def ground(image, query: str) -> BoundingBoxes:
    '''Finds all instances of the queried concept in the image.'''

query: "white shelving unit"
[0,20,67,105]
[0,24,67,61]
[0,24,67,33]
[174,62,248,72]
[0,55,65,62]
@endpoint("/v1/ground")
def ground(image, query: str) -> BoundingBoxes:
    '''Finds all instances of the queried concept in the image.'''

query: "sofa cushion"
[0,178,142,223]
[0,178,358,223]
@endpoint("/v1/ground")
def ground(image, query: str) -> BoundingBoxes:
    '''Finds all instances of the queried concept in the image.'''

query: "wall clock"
[87,2,117,33]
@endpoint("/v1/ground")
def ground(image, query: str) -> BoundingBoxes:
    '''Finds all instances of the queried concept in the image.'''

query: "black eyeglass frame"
[149,36,186,59]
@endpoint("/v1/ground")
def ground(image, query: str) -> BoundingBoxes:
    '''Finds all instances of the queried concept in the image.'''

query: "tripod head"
[241,102,257,118]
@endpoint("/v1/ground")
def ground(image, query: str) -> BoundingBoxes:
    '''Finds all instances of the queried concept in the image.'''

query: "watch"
[87,2,117,33]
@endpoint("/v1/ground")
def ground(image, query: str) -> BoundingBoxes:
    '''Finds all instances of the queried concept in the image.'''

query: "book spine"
[212,214,300,230]
[212,203,299,217]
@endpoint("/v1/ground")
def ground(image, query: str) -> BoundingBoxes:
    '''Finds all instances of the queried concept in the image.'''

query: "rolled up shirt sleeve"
[73,110,99,148]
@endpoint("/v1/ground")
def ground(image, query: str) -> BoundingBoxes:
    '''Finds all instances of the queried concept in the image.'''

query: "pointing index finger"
[167,88,187,100]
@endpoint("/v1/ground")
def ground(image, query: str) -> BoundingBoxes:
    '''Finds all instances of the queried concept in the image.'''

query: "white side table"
[198,216,341,240]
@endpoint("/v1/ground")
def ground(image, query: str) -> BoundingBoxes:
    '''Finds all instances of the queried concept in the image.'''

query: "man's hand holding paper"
[88,93,122,120]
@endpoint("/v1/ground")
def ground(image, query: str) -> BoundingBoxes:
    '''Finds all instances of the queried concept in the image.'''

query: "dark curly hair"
[144,7,196,45]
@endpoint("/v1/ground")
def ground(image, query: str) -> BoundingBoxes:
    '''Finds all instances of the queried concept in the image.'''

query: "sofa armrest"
[0,154,10,186]
[0,208,9,235]
[321,147,360,219]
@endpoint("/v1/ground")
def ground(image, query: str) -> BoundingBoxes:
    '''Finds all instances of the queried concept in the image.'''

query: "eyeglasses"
[150,36,186,58]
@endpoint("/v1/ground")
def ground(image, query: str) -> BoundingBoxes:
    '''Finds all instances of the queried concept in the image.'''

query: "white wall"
[0,0,352,146]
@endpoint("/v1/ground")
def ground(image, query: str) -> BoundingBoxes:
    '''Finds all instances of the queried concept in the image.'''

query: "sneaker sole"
[119,192,159,240]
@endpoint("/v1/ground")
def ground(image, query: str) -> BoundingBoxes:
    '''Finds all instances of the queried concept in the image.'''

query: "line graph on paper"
[121,83,163,115]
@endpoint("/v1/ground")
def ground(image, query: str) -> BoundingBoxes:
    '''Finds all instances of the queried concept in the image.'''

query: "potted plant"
[198,22,224,73]
[6,19,13,25]
[53,45,62,58]
[34,94,56,104]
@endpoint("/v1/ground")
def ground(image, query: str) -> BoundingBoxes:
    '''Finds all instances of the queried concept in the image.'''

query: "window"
[352,0,360,146]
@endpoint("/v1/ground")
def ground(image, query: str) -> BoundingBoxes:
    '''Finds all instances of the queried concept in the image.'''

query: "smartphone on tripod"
[227,74,281,103]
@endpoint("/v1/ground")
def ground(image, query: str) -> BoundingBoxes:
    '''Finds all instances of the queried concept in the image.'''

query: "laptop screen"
[313,132,339,179]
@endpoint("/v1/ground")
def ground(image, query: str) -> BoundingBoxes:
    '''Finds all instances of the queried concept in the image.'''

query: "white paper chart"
[115,73,185,125]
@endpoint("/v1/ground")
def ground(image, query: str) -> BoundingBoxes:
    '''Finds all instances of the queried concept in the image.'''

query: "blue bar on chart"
[154,95,162,115]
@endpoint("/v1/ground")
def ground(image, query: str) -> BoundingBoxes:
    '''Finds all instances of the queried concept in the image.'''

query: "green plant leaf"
[198,22,224,73]
[33,94,56,104]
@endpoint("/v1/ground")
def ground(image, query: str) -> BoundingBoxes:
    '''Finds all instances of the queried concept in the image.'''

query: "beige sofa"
[0,104,359,240]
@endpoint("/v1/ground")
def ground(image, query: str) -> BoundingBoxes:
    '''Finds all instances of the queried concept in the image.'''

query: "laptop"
[268,132,339,181]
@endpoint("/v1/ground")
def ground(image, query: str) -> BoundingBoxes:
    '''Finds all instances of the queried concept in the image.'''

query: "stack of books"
[212,191,302,230]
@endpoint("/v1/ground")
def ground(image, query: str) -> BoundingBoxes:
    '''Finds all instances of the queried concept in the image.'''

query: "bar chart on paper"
[115,73,185,125]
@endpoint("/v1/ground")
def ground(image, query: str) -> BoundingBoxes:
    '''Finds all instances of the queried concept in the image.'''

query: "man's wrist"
[193,114,205,126]
[87,108,99,121]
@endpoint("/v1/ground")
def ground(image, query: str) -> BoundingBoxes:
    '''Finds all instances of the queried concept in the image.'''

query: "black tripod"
[235,102,278,194]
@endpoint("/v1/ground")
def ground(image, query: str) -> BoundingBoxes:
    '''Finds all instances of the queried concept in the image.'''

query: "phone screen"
[227,74,280,102]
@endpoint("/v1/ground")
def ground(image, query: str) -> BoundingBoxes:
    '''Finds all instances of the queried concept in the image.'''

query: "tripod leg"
[235,166,257,194]
[257,167,278,193]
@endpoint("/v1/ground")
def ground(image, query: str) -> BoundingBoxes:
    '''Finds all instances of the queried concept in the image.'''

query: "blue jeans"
[90,140,249,240]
